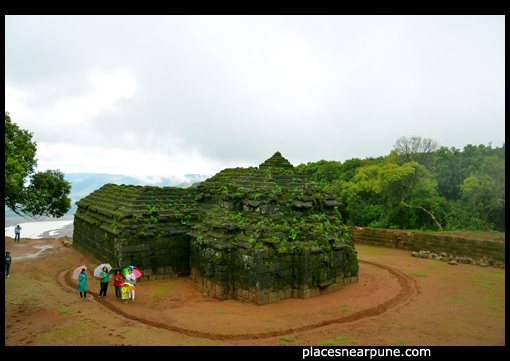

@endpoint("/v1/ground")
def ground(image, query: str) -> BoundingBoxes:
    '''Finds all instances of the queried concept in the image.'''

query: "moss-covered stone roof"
[188,152,348,256]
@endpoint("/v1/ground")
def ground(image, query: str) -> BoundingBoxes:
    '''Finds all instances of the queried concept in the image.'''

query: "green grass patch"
[120,329,131,334]
[410,273,427,277]
[321,340,335,346]
[479,284,492,289]
[396,339,406,345]
[58,309,78,315]
[390,275,396,278]
[454,296,467,301]
[335,336,347,342]
[398,326,406,330]
[489,273,505,281]
[157,330,164,333]
[466,275,486,280]
[342,308,349,313]
[323,310,331,314]
[212,309,235,314]
[280,337,294,342]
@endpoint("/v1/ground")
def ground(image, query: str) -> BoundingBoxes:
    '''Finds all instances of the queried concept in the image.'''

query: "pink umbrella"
[72,265,87,279]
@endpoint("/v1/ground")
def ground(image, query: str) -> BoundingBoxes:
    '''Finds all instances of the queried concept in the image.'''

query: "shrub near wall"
[349,227,505,263]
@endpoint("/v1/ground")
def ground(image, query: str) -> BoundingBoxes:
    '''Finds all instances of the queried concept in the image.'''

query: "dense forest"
[297,136,505,232]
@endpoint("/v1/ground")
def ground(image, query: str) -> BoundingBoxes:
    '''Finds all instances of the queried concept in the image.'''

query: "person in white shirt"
[125,269,136,301]
[14,225,22,243]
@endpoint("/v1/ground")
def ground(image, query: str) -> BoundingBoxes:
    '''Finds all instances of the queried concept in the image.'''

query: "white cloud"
[35,143,222,178]
[5,15,505,174]
[53,70,137,125]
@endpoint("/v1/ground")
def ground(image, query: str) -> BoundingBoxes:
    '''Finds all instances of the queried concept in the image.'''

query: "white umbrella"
[93,263,112,277]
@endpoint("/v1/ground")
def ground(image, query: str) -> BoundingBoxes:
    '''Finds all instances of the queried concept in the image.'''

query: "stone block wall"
[349,227,505,262]
[189,240,358,304]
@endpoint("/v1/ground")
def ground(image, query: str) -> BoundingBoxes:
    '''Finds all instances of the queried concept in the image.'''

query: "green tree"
[341,161,444,230]
[434,146,464,200]
[458,156,505,228]
[5,112,71,218]
[377,162,444,231]
[393,135,439,171]
[460,175,498,226]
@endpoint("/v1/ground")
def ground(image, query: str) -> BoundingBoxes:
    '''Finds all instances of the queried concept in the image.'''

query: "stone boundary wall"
[348,227,505,262]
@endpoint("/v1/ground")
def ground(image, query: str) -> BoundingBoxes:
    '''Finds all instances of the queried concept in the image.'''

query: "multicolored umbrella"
[123,266,142,278]
[108,268,122,279]
[93,263,112,278]
[121,282,136,290]
[72,265,87,280]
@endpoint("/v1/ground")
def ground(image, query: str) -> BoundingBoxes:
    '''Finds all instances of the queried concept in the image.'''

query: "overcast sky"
[5,15,505,182]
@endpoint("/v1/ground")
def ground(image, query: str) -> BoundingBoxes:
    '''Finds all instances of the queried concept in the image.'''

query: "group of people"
[5,227,140,306]
[78,267,137,304]
[6,224,139,304]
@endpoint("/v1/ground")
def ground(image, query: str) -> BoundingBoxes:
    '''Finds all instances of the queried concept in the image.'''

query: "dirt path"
[5,237,505,346]
[56,259,420,341]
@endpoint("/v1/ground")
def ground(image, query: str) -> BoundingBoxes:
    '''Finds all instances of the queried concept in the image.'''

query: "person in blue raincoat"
[78,268,88,299]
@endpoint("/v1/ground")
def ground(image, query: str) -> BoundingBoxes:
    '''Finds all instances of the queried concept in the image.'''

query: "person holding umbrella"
[98,266,109,298]
[78,268,88,299]
[121,283,132,304]
[113,269,123,299]
[125,268,137,301]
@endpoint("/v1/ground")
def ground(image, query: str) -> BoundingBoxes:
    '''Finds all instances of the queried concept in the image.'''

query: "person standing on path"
[98,266,109,298]
[113,270,123,299]
[121,283,130,304]
[78,268,88,299]
[125,269,136,301]
[5,251,12,278]
[14,225,22,242]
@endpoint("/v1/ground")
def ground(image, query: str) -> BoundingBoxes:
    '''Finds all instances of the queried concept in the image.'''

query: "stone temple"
[73,152,359,305]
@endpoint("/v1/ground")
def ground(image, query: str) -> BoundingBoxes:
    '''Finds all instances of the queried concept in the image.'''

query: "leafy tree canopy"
[297,137,504,232]
[5,112,71,218]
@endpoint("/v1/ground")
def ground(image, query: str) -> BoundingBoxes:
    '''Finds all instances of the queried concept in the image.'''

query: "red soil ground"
[5,236,505,346]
